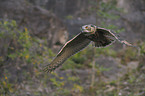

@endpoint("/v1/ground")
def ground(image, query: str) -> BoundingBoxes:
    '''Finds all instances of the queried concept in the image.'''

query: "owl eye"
[85,26,88,29]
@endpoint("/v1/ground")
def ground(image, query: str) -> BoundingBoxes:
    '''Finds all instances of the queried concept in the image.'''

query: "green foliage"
[117,47,138,64]
[0,75,14,95]
[97,0,121,18]
[95,65,111,73]
[0,0,144,95]
[0,20,54,95]
[95,46,117,57]
[96,0,124,33]
[73,84,84,92]
[68,76,79,82]
[50,78,65,87]
[97,10,119,20]
[0,20,17,38]
[65,15,73,20]
[0,20,32,63]
[140,42,145,56]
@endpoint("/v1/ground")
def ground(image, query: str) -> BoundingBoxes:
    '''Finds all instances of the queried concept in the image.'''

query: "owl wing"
[43,32,91,73]
[87,27,115,47]
[95,27,137,48]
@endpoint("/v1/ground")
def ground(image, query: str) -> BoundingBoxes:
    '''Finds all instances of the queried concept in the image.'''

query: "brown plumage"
[43,33,91,72]
[43,24,136,73]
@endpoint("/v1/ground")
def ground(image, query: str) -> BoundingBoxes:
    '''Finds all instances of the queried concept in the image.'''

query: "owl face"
[81,24,97,34]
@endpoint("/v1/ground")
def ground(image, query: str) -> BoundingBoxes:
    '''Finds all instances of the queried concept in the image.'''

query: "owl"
[43,24,136,72]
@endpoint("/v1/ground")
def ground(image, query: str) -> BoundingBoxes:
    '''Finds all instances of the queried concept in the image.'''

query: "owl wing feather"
[96,27,137,48]
[86,28,115,48]
[43,32,91,73]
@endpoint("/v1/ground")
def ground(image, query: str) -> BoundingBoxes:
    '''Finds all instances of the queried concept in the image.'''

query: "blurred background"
[0,0,145,96]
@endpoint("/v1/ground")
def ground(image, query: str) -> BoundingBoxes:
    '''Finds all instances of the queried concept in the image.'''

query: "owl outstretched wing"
[86,28,115,47]
[95,27,137,48]
[43,32,91,73]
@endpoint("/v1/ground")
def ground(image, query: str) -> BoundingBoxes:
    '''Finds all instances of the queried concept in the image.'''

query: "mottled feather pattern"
[85,28,115,47]
[95,28,115,47]
[43,33,91,72]
[43,24,137,73]
[96,27,137,48]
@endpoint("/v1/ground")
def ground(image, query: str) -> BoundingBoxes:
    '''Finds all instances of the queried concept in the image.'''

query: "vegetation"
[0,0,144,96]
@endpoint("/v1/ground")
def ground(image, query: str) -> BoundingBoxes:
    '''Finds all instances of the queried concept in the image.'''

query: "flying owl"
[43,24,136,73]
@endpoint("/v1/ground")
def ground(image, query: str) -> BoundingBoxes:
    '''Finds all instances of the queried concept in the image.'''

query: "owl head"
[81,24,97,34]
